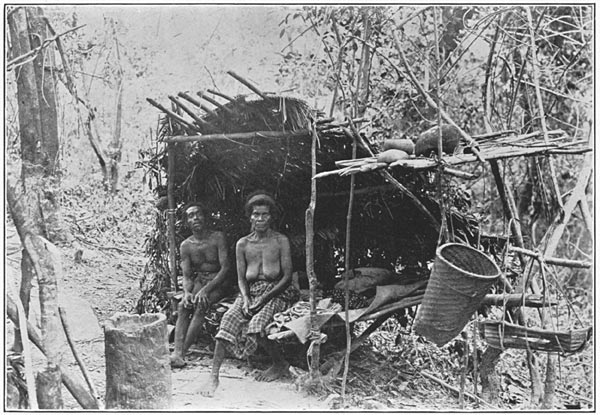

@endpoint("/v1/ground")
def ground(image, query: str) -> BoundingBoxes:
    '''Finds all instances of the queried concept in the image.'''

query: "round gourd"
[414,125,461,157]
[382,139,415,154]
[376,149,409,164]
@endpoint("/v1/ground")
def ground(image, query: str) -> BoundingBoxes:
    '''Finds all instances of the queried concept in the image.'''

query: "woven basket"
[414,243,500,346]
[479,320,592,354]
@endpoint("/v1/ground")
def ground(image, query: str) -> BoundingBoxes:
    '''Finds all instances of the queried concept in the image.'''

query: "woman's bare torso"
[242,232,283,282]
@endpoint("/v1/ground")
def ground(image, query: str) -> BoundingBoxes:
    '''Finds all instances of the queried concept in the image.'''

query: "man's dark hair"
[182,201,209,221]
[244,190,279,219]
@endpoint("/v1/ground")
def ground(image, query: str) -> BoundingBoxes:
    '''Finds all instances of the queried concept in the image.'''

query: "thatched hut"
[138,77,479,314]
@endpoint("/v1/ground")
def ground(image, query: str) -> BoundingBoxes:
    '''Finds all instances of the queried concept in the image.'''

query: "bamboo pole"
[508,246,591,268]
[197,90,235,115]
[226,70,267,99]
[146,98,198,132]
[341,126,357,401]
[207,88,236,103]
[191,92,221,118]
[162,130,309,143]
[59,307,103,409]
[481,294,557,308]
[168,95,211,127]
[432,6,448,244]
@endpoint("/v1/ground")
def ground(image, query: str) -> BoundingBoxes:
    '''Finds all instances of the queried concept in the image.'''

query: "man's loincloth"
[215,280,299,359]
[192,271,217,289]
[188,271,225,311]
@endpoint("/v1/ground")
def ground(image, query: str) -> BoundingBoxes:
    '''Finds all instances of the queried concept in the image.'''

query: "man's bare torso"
[181,231,223,273]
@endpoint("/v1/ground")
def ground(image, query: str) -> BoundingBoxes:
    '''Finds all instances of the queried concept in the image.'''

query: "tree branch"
[6,23,85,72]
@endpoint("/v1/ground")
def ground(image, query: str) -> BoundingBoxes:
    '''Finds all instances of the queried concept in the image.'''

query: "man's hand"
[182,291,194,309]
[193,288,210,310]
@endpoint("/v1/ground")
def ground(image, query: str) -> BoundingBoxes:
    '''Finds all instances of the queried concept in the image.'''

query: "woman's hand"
[248,298,265,315]
[242,297,252,318]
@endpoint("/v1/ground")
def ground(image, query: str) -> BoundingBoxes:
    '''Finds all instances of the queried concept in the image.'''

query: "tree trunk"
[108,25,124,193]
[7,178,65,409]
[8,7,44,177]
[104,313,172,409]
[27,6,59,175]
[12,251,35,353]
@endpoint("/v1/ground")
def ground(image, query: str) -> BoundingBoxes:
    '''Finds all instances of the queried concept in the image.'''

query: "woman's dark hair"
[244,190,279,220]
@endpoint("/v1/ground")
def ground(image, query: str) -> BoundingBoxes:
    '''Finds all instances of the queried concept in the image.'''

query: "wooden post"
[104,313,172,409]
[167,143,177,291]
[432,6,448,244]
[341,126,356,401]
[305,122,321,381]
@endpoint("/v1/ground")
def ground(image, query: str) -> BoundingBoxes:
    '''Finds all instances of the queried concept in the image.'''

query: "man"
[170,202,231,368]
[201,191,298,397]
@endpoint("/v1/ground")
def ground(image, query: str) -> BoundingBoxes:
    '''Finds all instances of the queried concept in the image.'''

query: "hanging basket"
[414,243,500,346]
[478,320,593,354]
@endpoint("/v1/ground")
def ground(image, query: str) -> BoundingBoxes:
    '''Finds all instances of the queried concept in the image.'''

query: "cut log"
[104,313,171,409]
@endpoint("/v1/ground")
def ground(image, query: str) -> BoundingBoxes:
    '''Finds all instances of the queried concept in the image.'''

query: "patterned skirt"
[215,279,298,359]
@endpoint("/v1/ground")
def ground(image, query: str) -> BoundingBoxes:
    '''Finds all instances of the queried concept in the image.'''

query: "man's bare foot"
[200,376,219,397]
[255,363,290,382]
[170,355,186,368]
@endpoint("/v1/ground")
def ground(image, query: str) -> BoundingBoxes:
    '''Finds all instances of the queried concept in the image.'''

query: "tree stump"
[104,313,172,409]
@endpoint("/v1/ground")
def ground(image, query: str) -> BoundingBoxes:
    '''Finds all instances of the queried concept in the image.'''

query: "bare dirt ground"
[5,227,331,411]
[5,177,593,411]
[5,209,469,412]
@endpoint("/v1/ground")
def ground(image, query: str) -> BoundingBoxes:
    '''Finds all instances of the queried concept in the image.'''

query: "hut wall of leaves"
[137,78,478,316]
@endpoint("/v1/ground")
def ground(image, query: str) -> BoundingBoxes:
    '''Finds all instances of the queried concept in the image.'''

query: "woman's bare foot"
[170,354,186,368]
[200,376,219,397]
[255,362,290,382]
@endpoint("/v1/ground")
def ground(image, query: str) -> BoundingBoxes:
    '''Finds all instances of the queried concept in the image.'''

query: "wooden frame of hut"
[141,71,592,380]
